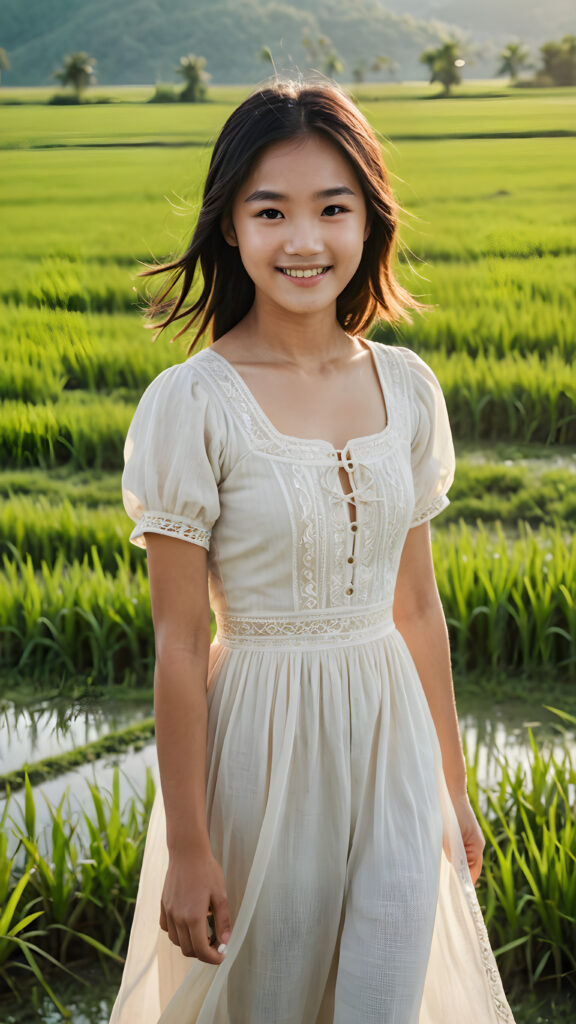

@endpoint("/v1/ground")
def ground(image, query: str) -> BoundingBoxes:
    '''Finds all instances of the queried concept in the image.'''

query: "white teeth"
[281,267,328,278]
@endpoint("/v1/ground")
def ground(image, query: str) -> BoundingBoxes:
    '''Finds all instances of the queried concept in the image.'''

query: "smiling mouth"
[277,266,331,278]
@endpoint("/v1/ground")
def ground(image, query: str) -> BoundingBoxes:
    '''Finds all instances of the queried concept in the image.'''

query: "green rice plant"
[0,467,121,505]
[425,350,576,445]
[2,463,574,579]
[13,778,81,960]
[468,722,576,988]
[0,304,178,401]
[25,257,139,315]
[1,129,573,266]
[0,867,70,1014]
[386,137,576,263]
[0,768,152,1012]
[1,260,142,322]
[1,728,574,995]
[434,522,576,676]
[1,350,573,471]
[0,394,133,469]
[0,794,70,1015]
[10,770,154,963]
[0,547,155,685]
[0,498,134,572]
[76,767,156,953]
[0,305,97,400]
[0,145,211,264]
[375,255,576,360]
[3,86,575,151]
[444,464,576,527]
[0,524,574,685]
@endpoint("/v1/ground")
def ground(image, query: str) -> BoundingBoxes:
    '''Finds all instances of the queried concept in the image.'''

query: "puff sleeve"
[121,362,222,551]
[400,348,455,528]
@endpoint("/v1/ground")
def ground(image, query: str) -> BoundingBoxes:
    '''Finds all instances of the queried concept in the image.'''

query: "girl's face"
[224,133,371,319]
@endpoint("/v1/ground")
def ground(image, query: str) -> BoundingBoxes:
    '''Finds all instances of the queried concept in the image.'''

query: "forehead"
[239,133,361,195]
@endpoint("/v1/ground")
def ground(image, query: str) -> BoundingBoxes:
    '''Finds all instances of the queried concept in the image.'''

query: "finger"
[165,918,182,949]
[470,854,483,885]
[190,918,227,965]
[212,892,232,947]
[175,922,196,958]
[159,902,168,932]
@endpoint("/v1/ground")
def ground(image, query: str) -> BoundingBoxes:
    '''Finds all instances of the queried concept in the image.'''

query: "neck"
[239,296,354,369]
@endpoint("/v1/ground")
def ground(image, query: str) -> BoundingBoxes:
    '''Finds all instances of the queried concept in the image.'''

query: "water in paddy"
[0,697,153,774]
[1,689,573,856]
[0,690,574,1023]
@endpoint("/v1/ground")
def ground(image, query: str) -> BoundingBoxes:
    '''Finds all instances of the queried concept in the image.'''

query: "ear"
[363,218,372,243]
[221,215,238,247]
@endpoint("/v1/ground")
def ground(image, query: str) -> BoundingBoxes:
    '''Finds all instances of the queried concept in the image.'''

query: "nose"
[283,217,323,257]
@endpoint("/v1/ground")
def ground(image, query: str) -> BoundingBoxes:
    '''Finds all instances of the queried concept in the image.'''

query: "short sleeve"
[122,362,222,551]
[400,348,455,528]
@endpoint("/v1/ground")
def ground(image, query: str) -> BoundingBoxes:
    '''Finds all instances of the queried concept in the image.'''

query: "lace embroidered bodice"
[122,340,455,623]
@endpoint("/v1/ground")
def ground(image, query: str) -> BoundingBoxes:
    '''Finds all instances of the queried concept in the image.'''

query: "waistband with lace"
[213,602,395,651]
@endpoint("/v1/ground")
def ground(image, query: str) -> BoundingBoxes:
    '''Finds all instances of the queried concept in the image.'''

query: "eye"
[256,208,284,220]
[323,204,348,217]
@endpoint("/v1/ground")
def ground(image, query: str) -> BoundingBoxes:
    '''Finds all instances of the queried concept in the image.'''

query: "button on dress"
[110,339,516,1024]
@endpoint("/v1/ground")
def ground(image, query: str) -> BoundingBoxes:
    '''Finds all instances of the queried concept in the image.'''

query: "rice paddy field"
[0,81,575,1021]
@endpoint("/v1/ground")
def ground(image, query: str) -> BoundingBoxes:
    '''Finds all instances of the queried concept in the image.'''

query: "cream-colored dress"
[110,339,515,1024]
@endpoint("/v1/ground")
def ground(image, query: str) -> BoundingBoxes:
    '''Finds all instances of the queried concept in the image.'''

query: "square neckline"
[204,337,392,455]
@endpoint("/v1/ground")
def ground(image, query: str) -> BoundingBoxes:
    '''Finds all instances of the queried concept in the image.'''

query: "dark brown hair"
[141,79,431,353]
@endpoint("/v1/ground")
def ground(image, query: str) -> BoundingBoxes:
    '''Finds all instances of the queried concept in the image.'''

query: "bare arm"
[393,522,485,882]
[145,532,231,961]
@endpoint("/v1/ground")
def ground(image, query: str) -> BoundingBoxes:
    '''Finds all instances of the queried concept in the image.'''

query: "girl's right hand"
[160,847,232,964]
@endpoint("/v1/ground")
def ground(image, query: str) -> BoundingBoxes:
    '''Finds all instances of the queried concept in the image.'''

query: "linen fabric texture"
[111,339,515,1024]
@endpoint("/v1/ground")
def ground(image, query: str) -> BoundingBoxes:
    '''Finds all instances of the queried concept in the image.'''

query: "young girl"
[110,80,516,1023]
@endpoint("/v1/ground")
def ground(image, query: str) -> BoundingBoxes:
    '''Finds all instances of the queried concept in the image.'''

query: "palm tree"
[301,32,331,68]
[497,42,531,83]
[371,55,397,80]
[0,48,11,87]
[176,54,210,102]
[322,52,343,78]
[419,40,464,97]
[53,52,96,102]
[352,60,366,83]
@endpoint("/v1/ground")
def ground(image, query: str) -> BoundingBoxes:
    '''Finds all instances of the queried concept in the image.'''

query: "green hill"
[0,0,493,87]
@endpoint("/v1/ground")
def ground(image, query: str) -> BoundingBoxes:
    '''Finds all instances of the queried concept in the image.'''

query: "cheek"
[236,223,276,262]
[341,218,368,248]
[334,224,367,271]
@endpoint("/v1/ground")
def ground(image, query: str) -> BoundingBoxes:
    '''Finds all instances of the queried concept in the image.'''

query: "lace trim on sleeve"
[129,511,211,550]
[410,494,450,528]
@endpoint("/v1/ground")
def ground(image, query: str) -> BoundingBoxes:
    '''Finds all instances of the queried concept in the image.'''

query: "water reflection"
[1,693,573,862]
[0,697,153,774]
[457,695,574,786]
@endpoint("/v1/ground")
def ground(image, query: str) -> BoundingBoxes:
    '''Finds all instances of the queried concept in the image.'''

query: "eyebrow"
[243,186,356,203]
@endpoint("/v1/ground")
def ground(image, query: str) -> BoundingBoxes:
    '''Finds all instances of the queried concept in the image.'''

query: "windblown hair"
[141,79,431,353]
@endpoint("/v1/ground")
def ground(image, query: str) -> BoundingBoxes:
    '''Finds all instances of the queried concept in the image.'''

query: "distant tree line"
[0,33,574,101]
[261,31,576,96]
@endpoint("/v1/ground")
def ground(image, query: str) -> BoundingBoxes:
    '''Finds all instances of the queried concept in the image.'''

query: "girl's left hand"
[450,793,486,886]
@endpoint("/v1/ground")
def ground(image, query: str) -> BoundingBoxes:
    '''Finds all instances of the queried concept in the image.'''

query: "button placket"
[321,448,368,599]
[339,447,358,596]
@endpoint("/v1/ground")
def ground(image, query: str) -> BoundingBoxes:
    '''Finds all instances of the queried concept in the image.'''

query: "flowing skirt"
[110,626,515,1024]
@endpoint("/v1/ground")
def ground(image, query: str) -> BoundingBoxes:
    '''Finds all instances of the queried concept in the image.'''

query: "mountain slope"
[0,0,570,86]
[377,0,574,43]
